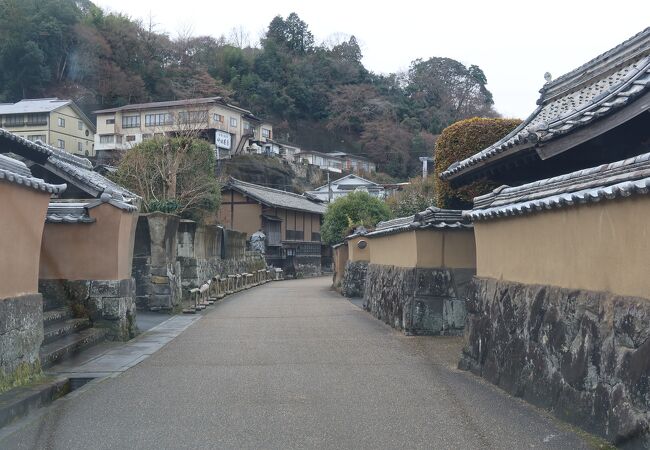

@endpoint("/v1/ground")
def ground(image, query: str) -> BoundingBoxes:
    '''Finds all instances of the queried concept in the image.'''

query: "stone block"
[151,275,169,284]
[152,283,171,295]
[101,297,128,320]
[0,294,43,392]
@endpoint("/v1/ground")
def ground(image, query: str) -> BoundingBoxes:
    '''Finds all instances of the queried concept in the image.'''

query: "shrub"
[321,191,391,245]
[385,176,436,217]
[434,117,521,209]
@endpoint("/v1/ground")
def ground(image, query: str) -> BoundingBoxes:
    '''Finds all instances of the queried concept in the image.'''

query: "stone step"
[42,308,73,326]
[43,318,92,345]
[39,328,107,369]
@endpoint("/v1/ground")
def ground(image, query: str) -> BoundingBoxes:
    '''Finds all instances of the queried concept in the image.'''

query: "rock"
[341,261,368,298]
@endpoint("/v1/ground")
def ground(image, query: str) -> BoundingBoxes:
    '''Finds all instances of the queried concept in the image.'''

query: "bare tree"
[228,26,250,48]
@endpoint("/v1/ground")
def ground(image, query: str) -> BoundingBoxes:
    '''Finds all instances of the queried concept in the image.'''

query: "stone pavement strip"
[1,277,599,450]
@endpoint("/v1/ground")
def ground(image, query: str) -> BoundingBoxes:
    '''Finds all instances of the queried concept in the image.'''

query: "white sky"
[94,0,649,119]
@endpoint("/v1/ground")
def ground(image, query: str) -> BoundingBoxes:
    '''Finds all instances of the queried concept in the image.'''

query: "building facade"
[296,149,343,173]
[218,178,326,275]
[328,151,376,173]
[306,174,385,202]
[0,98,95,157]
[93,97,272,163]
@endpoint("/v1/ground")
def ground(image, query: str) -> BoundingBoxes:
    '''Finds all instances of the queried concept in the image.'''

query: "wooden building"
[218,178,326,275]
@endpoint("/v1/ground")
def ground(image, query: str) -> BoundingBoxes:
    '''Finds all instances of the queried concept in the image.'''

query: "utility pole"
[327,171,332,203]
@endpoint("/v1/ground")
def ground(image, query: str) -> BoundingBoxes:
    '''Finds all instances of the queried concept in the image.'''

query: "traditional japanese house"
[218,178,326,275]
[441,28,650,445]
[361,207,475,335]
[0,130,140,369]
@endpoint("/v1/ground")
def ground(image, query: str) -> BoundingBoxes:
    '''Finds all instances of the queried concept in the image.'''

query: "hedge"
[433,117,521,209]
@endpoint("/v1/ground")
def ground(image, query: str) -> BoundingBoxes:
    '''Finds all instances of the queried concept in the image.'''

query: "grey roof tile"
[365,207,472,237]
[441,27,650,181]
[0,154,66,194]
[46,203,95,224]
[227,178,327,215]
[467,150,650,221]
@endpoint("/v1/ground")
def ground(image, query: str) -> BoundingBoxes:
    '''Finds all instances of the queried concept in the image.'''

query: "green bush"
[385,176,436,217]
[321,191,391,245]
[434,117,521,209]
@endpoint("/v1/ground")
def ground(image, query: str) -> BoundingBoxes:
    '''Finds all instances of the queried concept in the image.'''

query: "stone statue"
[250,230,266,254]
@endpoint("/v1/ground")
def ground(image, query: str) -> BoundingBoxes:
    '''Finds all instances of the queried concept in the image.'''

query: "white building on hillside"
[305,174,385,202]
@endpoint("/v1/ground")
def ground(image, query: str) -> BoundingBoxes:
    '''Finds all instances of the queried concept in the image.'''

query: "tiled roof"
[441,27,650,181]
[227,178,327,215]
[0,129,138,209]
[93,97,258,120]
[365,207,471,237]
[0,154,66,194]
[466,150,650,221]
[46,203,95,224]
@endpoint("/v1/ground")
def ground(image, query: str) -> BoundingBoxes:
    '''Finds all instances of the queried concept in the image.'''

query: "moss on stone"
[0,359,43,394]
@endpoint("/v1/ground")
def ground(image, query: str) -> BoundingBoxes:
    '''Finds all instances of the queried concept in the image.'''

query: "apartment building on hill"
[93,97,273,163]
[0,98,96,157]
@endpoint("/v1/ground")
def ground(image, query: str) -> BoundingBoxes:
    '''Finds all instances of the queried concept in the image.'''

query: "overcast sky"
[94,0,649,119]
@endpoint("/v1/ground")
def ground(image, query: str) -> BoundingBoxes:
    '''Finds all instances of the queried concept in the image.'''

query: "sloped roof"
[312,174,381,192]
[466,150,650,221]
[46,203,95,224]
[226,178,327,215]
[0,153,65,195]
[93,97,259,121]
[441,27,650,181]
[0,98,95,131]
[0,98,69,114]
[365,207,471,237]
[0,128,138,209]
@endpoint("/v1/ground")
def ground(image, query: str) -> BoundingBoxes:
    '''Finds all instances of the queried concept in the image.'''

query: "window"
[78,142,83,152]
[311,232,321,242]
[213,113,224,123]
[262,128,271,138]
[57,139,65,149]
[229,117,238,127]
[26,114,47,126]
[99,135,114,144]
[78,120,83,130]
[286,230,305,241]
[106,118,115,125]
[122,115,140,128]
[145,113,174,127]
[27,135,46,142]
[154,132,164,139]
[58,117,65,127]
[126,135,136,142]
[142,133,152,141]
[178,110,208,124]
[4,115,24,127]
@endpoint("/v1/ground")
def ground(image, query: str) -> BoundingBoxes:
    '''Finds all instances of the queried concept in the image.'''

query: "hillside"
[0,1,498,178]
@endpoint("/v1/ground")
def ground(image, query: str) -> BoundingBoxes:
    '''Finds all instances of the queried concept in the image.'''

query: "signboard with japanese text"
[215,130,232,149]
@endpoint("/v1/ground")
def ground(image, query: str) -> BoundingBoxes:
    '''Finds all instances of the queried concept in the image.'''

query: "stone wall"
[132,213,182,311]
[460,277,650,446]
[39,279,137,341]
[364,264,473,335]
[341,261,368,298]
[0,294,43,393]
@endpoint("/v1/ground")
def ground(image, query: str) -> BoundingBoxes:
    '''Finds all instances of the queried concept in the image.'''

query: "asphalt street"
[2,277,594,449]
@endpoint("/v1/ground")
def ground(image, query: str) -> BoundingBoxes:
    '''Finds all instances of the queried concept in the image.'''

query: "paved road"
[2,277,593,449]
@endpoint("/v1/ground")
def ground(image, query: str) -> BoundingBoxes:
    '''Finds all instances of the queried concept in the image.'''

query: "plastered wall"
[40,203,138,280]
[474,195,650,299]
[348,236,370,262]
[0,182,50,298]
[369,229,476,269]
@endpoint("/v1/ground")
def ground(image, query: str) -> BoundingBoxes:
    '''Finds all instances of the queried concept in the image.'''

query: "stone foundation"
[460,277,650,446]
[364,264,474,335]
[39,279,137,341]
[0,294,43,392]
[341,261,368,298]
